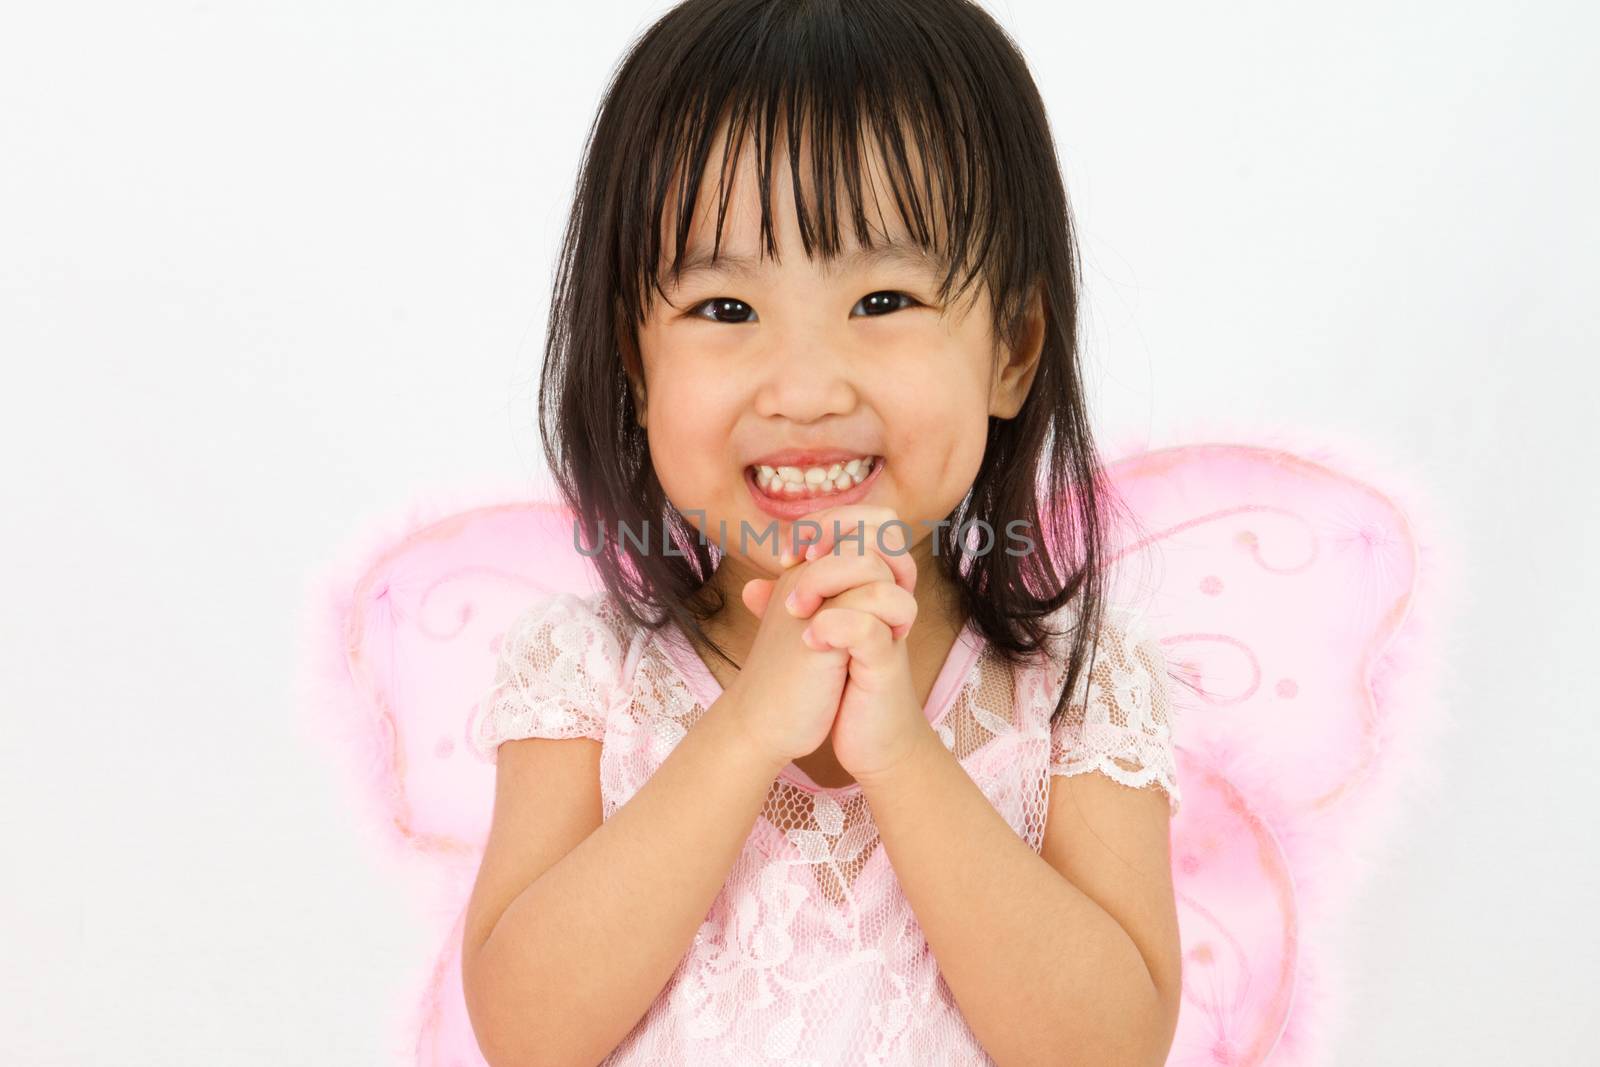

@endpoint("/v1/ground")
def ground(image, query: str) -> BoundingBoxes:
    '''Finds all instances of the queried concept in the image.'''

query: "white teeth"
[751,455,878,498]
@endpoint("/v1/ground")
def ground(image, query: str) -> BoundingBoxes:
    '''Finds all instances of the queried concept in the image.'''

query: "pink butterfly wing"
[348,500,601,853]
[1100,443,1445,1066]
[301,493,603,1064]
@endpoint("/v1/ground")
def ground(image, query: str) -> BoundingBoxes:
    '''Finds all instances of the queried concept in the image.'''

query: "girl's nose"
[750,344,860,422]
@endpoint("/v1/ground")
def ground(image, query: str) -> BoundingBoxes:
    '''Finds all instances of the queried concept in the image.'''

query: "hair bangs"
[610,3,1031,342]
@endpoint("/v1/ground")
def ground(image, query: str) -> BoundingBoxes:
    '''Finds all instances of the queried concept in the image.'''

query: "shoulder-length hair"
[538,0,1151,730]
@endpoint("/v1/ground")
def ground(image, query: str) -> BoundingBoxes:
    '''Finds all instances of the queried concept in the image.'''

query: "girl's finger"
[784,550,896,618]
[742,576,777,618]
[801,606,897,673]
[794,507,917,597]
[818,581,918,641]
[798,504,904,558]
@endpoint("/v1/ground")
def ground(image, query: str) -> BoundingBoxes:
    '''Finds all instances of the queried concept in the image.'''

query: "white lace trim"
[470,591,625,761]
[1047,605,1182,816]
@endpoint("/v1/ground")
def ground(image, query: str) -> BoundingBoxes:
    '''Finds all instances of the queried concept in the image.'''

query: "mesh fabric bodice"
[472,590,1180,1065]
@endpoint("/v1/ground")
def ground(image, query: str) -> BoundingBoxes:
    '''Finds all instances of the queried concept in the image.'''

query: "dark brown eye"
[854,291,916,316]
[690,297,756,324]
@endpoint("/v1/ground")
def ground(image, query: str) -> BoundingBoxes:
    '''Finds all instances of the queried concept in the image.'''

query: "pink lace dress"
[471,589,1181,1065]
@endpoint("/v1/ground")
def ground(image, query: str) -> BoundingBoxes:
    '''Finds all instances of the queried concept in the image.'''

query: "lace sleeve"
[1049,606,1182,816]
[470,592,623,763]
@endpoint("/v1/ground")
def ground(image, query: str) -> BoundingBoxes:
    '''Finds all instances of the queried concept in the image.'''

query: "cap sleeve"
[471,591,624,762]
[1048,605,1182,817]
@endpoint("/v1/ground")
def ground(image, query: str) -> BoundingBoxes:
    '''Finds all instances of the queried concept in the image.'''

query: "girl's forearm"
[466,695,785,1067]
[860,730,1166,1067]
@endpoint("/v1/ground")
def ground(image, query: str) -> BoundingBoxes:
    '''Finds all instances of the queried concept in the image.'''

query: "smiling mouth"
[746,456,882,501]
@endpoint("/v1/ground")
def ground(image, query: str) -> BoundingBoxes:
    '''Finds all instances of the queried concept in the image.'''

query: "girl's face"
[630,126,1043,579]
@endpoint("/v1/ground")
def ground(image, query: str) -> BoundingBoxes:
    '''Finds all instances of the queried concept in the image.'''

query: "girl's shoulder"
[504,587,638,652]
[1031,594,1183,815]
[1026,594,1163,692]
[470,588,641,761]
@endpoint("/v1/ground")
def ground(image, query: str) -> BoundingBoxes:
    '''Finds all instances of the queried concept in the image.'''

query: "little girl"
[461,1,1184,1063]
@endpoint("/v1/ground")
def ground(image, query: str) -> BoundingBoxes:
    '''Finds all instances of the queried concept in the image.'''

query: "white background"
[4,1,1596,1063]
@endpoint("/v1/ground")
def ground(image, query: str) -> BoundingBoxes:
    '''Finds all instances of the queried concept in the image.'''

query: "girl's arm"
[461,692,786,1067]
[860,730,1180,1067]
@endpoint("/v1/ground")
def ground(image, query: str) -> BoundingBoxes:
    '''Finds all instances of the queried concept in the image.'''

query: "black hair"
[537,0,1157,731]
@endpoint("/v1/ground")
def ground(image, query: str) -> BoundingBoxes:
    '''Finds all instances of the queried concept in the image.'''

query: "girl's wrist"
[853,721,945,793]
[704,690,791,781]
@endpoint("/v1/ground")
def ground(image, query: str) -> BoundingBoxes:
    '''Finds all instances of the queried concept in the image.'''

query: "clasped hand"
[739,505,935,785]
